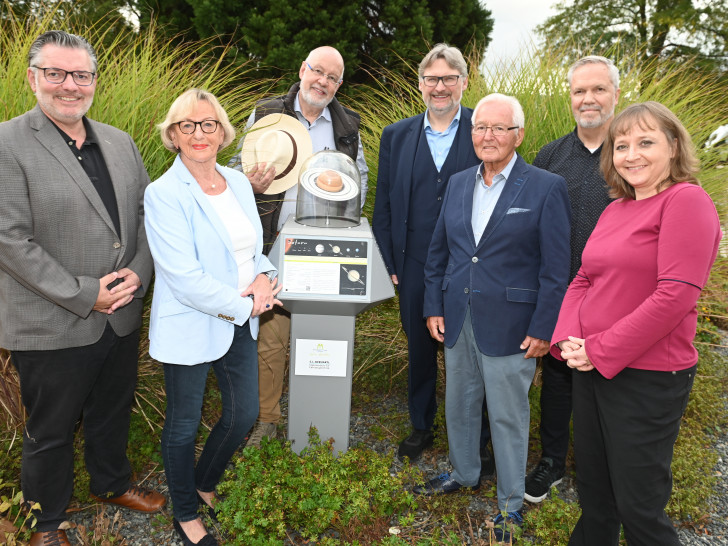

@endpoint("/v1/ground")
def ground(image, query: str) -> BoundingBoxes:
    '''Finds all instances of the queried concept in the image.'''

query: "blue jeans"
[162,323,259,521]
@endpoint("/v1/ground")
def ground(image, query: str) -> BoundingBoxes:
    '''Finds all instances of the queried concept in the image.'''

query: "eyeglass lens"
[472,125,511,136]
[306,62,340,85]
[36,67,95,86]
[422,75,461,87]
[178,121,219,134]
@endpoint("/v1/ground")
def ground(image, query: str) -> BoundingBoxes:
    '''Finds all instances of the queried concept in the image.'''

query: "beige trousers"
[256,306,291,424]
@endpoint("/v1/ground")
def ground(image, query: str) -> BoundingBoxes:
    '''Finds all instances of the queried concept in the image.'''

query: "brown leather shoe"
[29,529,71,545]
[90,485,166,513]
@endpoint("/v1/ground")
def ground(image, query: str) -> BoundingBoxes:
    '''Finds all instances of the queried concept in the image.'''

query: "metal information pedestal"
[268,217,394,454]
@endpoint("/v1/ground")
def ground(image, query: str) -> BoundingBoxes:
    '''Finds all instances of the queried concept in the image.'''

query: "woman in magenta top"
[551,101,721,546]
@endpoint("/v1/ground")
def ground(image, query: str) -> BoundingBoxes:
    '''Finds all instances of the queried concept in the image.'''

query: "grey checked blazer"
[0,105,153,350]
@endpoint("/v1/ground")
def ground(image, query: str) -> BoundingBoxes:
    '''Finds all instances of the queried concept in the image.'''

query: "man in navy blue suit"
[417,94,571,543]
[372,44,491,465]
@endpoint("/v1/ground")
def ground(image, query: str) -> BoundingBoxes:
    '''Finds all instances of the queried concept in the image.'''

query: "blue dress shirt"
[423,107,462,172]
[471,152,518,244]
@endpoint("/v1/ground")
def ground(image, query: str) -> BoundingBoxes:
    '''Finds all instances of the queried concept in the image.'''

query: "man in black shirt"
[0,31,164,545]
[525,56,621,503]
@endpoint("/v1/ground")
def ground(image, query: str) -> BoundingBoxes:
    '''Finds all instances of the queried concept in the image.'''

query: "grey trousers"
[445,306,535,512]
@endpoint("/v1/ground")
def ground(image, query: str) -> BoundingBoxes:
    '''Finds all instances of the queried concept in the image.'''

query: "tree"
[236,0,370,82]
[536,0,728,73]
[428,0,492,53]
[133,0,493,85]
[134,0,195,41]
[3,0,137,45]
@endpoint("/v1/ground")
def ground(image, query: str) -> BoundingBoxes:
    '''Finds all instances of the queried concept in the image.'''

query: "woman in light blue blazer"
[145,89,281,546]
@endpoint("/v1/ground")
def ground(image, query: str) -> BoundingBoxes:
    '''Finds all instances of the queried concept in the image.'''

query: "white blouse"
[204,186,256,291]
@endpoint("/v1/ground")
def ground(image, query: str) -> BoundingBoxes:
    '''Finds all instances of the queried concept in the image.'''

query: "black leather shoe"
[173,519,218,546]
[398,429,434,460]
[413,472,480,495]
[480,445,495,478]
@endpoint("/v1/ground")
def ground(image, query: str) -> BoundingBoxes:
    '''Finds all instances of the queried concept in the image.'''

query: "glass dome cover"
[295,150,361,227]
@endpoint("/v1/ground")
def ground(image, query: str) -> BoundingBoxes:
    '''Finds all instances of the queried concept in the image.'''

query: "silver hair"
[28,30,97,72]
[567,55,620,89]
[472,93,525,128]
[418,43,468,78]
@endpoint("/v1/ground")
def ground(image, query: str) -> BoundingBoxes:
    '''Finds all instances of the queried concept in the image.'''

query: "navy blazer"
[372,106,480,279]
[423,155,571,356]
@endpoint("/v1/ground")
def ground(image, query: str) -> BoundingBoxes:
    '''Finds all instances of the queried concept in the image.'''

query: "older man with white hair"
[417,94,571,543]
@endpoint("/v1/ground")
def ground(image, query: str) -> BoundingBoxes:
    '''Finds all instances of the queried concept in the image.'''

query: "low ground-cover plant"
[73,506,127,545]
[526,490,581,545]
[217,428,420,545]
[0,481,36,545]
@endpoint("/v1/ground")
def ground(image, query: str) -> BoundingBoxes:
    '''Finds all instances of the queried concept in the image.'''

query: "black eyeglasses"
[32,66,96,86]
[421,75,462,87]
[176,120,220,134]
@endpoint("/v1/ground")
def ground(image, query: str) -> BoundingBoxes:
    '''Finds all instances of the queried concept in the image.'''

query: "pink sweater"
[551,183,722,379]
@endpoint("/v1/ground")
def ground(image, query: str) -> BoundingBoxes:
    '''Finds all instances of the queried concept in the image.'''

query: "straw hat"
[240,113,313,195]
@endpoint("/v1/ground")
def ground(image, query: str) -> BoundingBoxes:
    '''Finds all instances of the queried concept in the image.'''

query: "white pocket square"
[506,207,530,214]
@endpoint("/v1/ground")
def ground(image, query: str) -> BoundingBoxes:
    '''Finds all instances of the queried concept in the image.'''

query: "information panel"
[282,236,369,297]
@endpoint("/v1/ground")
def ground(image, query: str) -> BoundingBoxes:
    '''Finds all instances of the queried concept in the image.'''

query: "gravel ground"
[676,434,728,545]
[62,390,728,545]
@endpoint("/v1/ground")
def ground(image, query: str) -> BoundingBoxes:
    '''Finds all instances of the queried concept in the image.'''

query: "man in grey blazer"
[0,31,165,546]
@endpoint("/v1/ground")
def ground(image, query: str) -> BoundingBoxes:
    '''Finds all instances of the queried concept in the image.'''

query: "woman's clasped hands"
[558,336,594,372]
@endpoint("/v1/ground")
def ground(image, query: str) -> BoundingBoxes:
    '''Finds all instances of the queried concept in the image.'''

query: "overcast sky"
[483,0,561,65]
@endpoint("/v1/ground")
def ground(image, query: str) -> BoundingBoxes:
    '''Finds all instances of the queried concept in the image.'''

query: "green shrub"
[217,428,420,544]
[0,485,36,544]
[526,490,581,545]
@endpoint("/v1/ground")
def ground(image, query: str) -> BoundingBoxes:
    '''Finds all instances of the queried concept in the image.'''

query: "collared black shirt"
[52,118,121,236]
[534,127,613,280]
